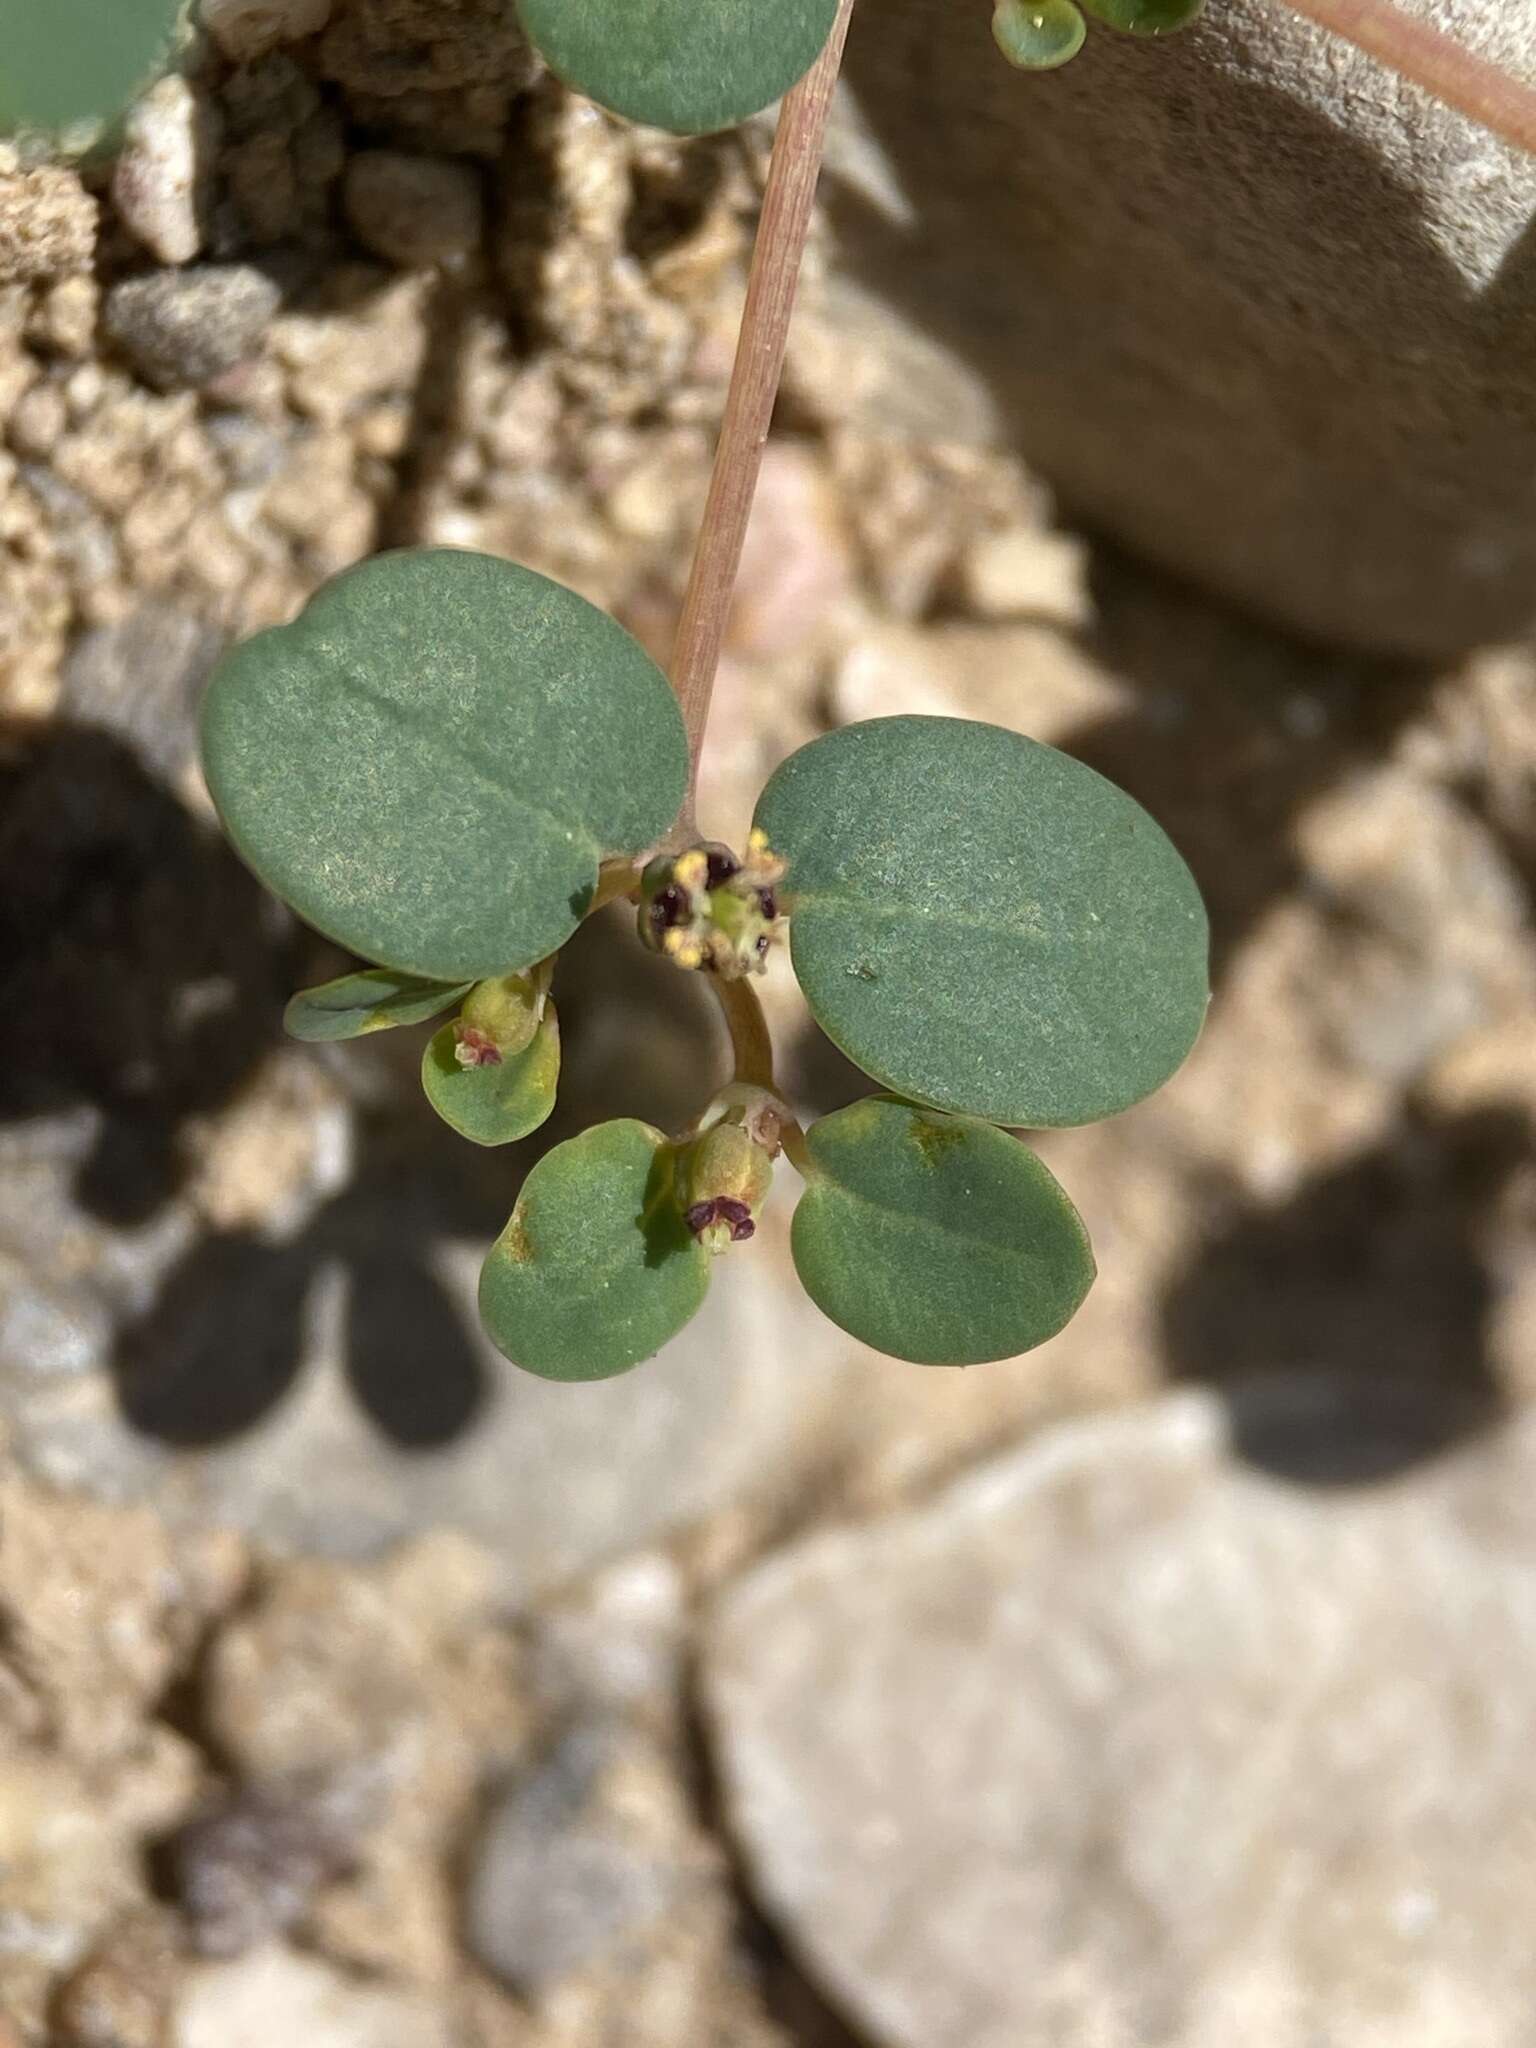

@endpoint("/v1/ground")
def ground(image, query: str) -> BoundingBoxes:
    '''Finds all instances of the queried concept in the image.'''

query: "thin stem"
[710,975,777,1091]
[588,858,642,915]
[1277,0,1536,155]
[667,0,857,840]
[706,977,814,1175]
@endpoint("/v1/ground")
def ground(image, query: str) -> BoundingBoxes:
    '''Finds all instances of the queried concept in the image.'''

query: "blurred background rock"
[0,0,1534,2042]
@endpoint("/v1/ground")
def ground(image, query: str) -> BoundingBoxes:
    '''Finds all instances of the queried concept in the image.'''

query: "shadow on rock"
[0,718,297,1225]
[1060,548,1437,988]
[111,1194,495,1454]
[1161,1101,1529,1482]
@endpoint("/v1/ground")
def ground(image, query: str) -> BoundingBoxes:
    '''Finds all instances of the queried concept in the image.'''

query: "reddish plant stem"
[1278,0,1536,155]
[666,0,857,842]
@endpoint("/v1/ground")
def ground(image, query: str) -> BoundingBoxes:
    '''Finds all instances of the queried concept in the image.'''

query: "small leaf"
[284,968,472,1043]
[792,1097,1094,1365]
[479,1120,710,1381]
[1079,0,1204,32]
[754,716,1209,1128]
[0,0,181,139]
[992,0,1087,70]
[422,1005,561,1148]
[516,0,840,135]
[200,549,688,985]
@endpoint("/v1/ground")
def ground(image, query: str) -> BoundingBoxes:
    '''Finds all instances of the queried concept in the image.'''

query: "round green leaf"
[1079,0,1204,32]
[284,968,472,1043]
[0,0,181,139]
[423,1005,561,1148]
[516,0,839,135]
[200,549,688,985]
[755,716,1208,1128]
[479,1119,710,1381]
[792,1097,1095,1366]
[992,0,1087,71]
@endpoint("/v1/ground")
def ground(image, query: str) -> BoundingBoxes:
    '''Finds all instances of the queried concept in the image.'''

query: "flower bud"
[454,968,547,1067]
[680,1120,775,1255]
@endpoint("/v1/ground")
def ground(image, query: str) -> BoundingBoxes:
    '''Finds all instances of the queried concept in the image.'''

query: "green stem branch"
[707,978,814,1175]
[711,975,777,1091]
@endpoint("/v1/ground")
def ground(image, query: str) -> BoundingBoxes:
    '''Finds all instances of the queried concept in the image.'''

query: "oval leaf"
[0,0,181,138]
[992,0,1087,70]
[1079,0,1204,31]
[423,1005,562,1148]
[479,1119,710,1381]
[517,0,839,135]
[201,549,688,984]
[285,967,472,1042]
[755,716,1208,1128]
[792,1097,1094,1365]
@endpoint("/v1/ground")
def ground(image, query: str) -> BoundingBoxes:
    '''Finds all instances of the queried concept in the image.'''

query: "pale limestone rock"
[174,1947,451,2048]
[0,167,95,284]
[112,76,220,266]
[958,526,1091,627]
[0,1468,246,1763]
[843,0,1536,655]
[706,1393,1536,2048]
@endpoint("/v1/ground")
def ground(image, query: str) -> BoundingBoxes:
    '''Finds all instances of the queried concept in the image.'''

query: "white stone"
[706,1391,1536,2048]
[176,1946,451,2048]
[959,527,1090,627]
[112,76,219,267]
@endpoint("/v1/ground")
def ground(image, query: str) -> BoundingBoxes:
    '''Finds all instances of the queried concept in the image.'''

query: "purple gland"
[454,1025,504,1069]
[648,883,691,938]
[757,888,778,922]
[685,1197,756,1243]
[704,848,741,890]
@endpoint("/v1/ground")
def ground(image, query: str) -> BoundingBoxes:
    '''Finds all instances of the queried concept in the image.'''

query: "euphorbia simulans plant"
[74,0,1521,1381]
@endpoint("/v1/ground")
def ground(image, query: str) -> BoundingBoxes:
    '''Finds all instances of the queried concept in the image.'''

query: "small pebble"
[169,1775,369,1958]
[103,265,280,389]
[200,0,333,62]
[112,75,221,266]
[52,1908,180,2048]
[464,1720,684,1995]
[0,166,97,284]
[7,380,67,459]
[27,274,100,357]
[958,524,1091,626]
[343,151,484,271]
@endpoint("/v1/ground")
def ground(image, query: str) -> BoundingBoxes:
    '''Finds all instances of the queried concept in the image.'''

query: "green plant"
[198,0,1205,1380]
[0,0,183,143]
[194,0,1530,1381]
[992,0,1200,71]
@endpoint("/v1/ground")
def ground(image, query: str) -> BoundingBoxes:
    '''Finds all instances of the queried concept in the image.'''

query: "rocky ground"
[3,2,1536,2043]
